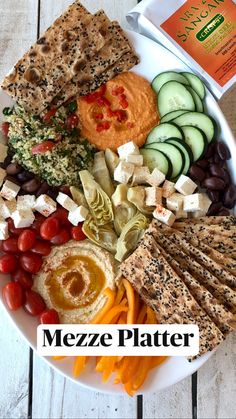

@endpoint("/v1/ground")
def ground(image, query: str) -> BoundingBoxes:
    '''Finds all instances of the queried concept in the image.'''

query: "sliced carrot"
[132,357,152,391]
[115,283,125,305]
[124,380,135,397]
[123,278,135,324]
[96,356,117,382]
[146,306,157,324]
[136,303,147,324]
[133,291,140,324]
[120,356,140,384]
[118,311,127,324]
[91,288,116,324]
[73,356,87,378]
[151,356,167,369]
[52,356,66,361]
[100,305,128,324]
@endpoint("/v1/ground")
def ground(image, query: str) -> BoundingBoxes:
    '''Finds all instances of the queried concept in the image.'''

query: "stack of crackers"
[121,216,236,359]
[1,1,139,115]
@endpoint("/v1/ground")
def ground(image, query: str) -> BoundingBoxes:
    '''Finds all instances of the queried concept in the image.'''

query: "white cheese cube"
[0,143,8,163]
[12,209,35,228]
[68,205,89,226]
[183,193,205,212]
[166,193,184,212]
[191,194,212,217]
[34,194,57,217]
[148,168,165,187]
[175,209,188,220]
[175,175,197,196]
[56,192,77,212]
[125,154,143,166]
[0,168,6,187]
[5,199,17,215]
[0,197,11,219]
[0,180,20,201]
[132,166,150,185]
[162,180,175,198]
[153,204,176,226]
[145,187,162,207]
[17,195,36,211]
[117,141,139,159]
[0,220,9,240]
[114,161,134,184]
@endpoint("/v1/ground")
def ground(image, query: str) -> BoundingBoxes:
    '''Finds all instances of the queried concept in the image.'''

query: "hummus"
[33,240,117,324]
[77,72,159,151]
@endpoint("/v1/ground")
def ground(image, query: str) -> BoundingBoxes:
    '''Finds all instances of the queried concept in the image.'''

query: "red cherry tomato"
[31,240,52,256]
[0,254,18,273]
[71,225,86,241]
[66,114,79,130]
[1,122,10,137]
[50,208,70,226]
[2,237,19,253]
[18,229,37,252]
[51,229,70,245]
[24,290,46,316]
[7,218,25,236]
[19,253,43,274]
[40,309,60,324]
[12,268,33,289]
[2,282,23,311]
[43,108,57,123]
[31,214,46,234]
[32,141,55,155]
[40,217,60,240]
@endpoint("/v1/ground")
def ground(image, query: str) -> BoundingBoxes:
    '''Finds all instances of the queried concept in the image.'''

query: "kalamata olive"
[202,177,226,191]
[207,190,220,203]
[17,170,35,183]
[207,202,223,216]
[59,185,72,196]
[218,208,230,216]
[6,162,23,175]
[196,159,209,169]
[216,141,231,160]
[35,181,50,197]
[209,164,226,179]
[213,154,225,166]
[223,185,236,209]
[221,169,231,185]
[5,175,21,186]
[22,178,41,193]
[189,165,206,182]
[47,188,59,200]
[204,143,216,159]
[1,155,12,169]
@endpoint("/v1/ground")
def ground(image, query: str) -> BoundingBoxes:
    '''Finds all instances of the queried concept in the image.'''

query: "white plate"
[0,30,235,395]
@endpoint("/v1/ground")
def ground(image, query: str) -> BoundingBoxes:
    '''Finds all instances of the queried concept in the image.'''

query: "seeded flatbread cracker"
[174,216,236,228]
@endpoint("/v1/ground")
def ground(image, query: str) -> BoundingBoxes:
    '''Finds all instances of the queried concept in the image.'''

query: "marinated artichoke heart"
[112,184,137,235]
[83,216,118,254]
[127,186,153,216]
[79,170,114,226]
[115,212,148,262]
[92,151,114,198]
[70,186,88,208]
[105,148,119,177]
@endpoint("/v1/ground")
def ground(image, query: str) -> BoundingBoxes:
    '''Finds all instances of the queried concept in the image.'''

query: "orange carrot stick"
[52,356,66,361]
[73,356,87,378]
[91,288,116,324]
[123,278,135,324]
[146,306,157,324]
[115,283,125,305]
[136,304,147,324]
[100,305,128,324]
[133,357,152,391]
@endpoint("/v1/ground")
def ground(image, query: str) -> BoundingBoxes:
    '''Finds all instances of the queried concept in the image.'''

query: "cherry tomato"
[43,108,57,123]
[40,217,60,240]
[24,290,46,316]
[2,282,23,311]
[12,268,33,289]
[50,208,70,226]
[1,122,10,137]
[31,240,52,256]
[51,229,70,245]
[66,114,79,130]
[7,218,25,236]
[2,237,19,254]
[71,225,86,241]
[18,229,37,252]
[32,141,55,155]
[19,253,43,274]
[40,309,60,324]
[0,254,18,273]
[31,214,46,234]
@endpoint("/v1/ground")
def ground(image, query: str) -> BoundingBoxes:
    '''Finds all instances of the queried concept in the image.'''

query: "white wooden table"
[0,1,235,418]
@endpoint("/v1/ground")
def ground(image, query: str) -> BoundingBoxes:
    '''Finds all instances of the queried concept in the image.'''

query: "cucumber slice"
[158,81,195,117]
[166,138,193,174]
[181,126,208,161]
[152,71,189,94]
[161,110,189,123]
[145,142,185,179]
[181,72,205,100]
[187,86,203,112]
[172,111,216,143]
[146,122,184,145]
[140,148,172,178]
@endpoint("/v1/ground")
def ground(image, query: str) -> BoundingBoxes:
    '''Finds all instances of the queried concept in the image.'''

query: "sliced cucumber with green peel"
[181,72,205,100]
[145,142,185,179]
[187,86,203,112]
[166,138,193,174]
[158,81,195,117]
[161,109,189,123]
[181,126,208,162]
[172,111,216,143]
[146,122,184,145]
[140,148,172,178]
[151,71,190,94]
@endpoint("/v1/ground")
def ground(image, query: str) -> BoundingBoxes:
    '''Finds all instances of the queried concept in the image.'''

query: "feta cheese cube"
[12,209,35,228]
[126,154,143,166]
[0,197,11,219]
[5,199,17,215]
[34,194,57,217]
[191,193,212,217]
[68,205,89,226]
[0,143,8,163]
[148,168,165,187]
[0,168,6,187]
[162,180,175,198]
[166,193,184,212]
[175,175,197,196]
[175,209,188,220]
[153,204,176,226]
[114,161,134,184]
[132,166,150,185]
[0,180,20,201]
[183,193,205,212]
[145,187,162,207]
[0,220,9,240]
[117,141,139,159]
[17,195,36,211]
[56,192,77,212]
